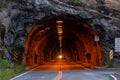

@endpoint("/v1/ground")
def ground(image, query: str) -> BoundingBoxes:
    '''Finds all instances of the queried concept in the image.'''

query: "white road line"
[10,66,39,80]
[10,70,32,80]
[110,75,117,80]
[54,71,60,80]
[54,70,62,80]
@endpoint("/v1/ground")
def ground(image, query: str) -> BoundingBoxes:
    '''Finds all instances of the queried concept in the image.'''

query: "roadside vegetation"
[0,58,25,80]
[0,1,25,80]
[0,23,25,80]
[107,62,120,68]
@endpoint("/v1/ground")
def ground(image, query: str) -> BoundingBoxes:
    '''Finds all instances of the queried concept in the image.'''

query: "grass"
[0,58,25,80]
[107,62,120,68]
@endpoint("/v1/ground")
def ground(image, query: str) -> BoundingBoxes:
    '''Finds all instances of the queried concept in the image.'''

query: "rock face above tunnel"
[0,0,120,64]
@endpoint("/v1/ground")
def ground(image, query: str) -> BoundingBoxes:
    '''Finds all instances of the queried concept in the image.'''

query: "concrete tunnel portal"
[24,14,103,69]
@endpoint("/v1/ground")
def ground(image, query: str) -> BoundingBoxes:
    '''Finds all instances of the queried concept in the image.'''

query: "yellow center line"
[55,70,62,80]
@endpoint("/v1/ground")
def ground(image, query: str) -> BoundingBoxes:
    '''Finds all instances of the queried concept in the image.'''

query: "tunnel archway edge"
[24,14,103,69]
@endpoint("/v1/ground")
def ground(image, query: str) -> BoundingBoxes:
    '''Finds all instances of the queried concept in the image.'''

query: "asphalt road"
[10,70,58,80]
[61,70,116,80]
[10,60,117,80]
[10,70,116,80]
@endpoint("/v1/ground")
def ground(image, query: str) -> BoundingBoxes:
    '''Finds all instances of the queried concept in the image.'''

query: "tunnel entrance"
[24,14,103,70]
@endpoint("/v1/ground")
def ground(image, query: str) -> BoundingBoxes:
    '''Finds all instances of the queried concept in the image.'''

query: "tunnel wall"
[24,15,103,67]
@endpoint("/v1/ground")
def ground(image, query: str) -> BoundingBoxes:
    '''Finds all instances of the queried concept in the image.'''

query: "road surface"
[10,70,117,80]
[10,60,117,80]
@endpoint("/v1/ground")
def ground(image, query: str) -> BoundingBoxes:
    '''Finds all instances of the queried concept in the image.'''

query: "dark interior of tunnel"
[24,14,103,68]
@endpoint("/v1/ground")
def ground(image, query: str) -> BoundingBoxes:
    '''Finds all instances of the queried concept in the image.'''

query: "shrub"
[107,62,120,68]
[107,62,113,68]
[0,58,11,69]
[0,58,25,80]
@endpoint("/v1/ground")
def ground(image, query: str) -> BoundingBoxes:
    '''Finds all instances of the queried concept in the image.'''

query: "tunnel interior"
[24,14,103,69]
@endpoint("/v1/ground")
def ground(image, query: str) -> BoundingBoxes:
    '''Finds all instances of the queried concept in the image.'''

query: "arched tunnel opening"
[24,14,103,70]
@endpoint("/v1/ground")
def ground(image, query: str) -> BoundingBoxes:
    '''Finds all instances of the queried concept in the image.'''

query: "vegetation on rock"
[0,58,25,80]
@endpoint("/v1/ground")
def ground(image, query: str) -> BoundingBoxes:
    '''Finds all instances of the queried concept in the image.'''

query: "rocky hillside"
[59,0,120,10]
[59,0,120,18]
[105,0,120,10]
[0,0,120,64]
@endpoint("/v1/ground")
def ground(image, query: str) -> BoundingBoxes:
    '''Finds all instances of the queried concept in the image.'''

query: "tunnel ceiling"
[25,14,103,66]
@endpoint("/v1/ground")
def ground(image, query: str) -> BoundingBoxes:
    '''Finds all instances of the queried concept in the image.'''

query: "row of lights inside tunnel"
[56,20,63,59]
[56,20,100,60]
